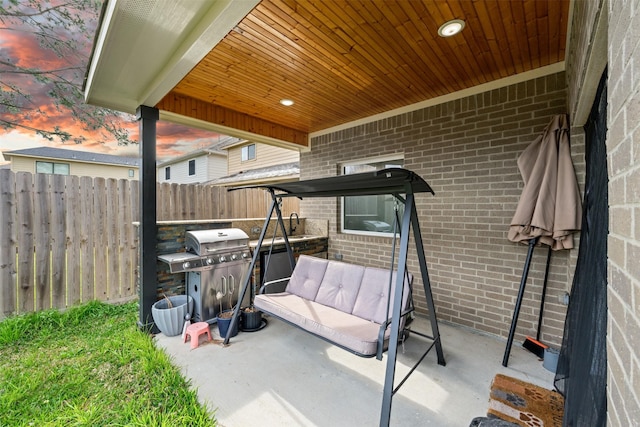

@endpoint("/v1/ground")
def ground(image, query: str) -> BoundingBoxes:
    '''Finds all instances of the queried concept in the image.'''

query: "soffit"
[86,0,570,148]
[84,0,259,112]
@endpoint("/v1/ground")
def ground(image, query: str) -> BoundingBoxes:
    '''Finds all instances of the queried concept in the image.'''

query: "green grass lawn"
[0,301,216,426]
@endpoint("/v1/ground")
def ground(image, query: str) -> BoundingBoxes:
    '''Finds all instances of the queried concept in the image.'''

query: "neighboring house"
[207,140,299,186]
[3,146,139,180]
[157,146,226,184]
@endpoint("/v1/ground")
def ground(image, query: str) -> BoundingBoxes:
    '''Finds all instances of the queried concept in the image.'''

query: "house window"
[128,169,135,178]
[36,161,69,175]
[341,156,404,236]
[188,159,196,176]
[165,167,171,180]
[241,144,256,161]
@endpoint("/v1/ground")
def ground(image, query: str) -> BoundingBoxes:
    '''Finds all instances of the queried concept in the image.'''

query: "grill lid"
[185,228,249,255]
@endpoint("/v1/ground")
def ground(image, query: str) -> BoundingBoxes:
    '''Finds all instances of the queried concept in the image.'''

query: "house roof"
[156,147,227,168]
[84,0,570,150]
[3,146,139,167]
[207,161,299,186]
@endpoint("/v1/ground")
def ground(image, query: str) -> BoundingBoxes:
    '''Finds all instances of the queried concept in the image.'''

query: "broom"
[522,246,552,358]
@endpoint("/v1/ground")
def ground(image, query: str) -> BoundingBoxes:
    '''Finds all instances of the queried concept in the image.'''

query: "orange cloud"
[0,6,225,161]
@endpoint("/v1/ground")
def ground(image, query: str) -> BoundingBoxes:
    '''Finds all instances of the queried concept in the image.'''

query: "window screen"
[36,161,69,175]
[36,161,53,174]
[241,144,256,161]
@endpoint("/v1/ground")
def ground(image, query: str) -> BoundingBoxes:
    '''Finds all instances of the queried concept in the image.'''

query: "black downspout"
[136,105,159,332]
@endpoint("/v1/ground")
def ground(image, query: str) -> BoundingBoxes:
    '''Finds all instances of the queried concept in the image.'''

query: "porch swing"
[223,168,446,427]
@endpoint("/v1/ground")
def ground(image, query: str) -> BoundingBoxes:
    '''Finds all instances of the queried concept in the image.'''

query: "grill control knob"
[231,254,238,261]
[182,261,190,269]
[219,256,226,263]
[206,257,214,265]
[242,252,248,258]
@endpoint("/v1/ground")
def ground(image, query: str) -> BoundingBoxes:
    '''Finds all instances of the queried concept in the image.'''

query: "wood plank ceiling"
[157,0,570,147]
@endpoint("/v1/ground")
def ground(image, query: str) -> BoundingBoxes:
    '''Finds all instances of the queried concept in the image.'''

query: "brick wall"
[607,0,640,424]
[301,71,581,348]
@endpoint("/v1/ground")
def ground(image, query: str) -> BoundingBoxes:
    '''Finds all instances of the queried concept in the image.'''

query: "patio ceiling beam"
[156,92,309,149]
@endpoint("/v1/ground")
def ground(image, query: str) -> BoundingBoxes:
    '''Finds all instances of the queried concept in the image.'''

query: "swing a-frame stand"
[223,168,446,427]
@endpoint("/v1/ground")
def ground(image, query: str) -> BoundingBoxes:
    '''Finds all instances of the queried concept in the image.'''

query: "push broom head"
[522,336,548,359]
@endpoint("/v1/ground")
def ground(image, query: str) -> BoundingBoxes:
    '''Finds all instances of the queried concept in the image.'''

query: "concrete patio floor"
[154,315,555,427]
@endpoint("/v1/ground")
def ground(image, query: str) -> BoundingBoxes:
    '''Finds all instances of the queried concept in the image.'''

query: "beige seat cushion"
[256,256,411,356]
[254,293,383,356]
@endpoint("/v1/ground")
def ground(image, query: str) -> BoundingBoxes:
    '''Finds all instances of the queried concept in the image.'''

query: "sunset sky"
[0,1,222,162]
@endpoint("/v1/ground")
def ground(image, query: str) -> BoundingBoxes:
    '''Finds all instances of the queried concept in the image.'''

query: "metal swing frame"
[223,168,446,427]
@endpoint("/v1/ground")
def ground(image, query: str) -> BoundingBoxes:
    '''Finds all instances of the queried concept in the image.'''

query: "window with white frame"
[188,159,196,176]
[165,166,171,180]
[36,161,69,175]
[128,169,135,178]
[341,155,404,236]
[241,144,256,161]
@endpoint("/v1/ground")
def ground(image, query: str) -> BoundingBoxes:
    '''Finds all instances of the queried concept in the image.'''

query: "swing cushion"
[285,254,329,300]
[255,255,412,357]
[255,293,386,355]
[352,268,410,324]
[314,262,366,313]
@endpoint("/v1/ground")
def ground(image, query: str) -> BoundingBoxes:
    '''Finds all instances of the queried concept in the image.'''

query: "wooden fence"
[0,170,298,317]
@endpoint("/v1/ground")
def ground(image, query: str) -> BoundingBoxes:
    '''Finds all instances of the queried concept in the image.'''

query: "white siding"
[158,153,226,184]
[206,155,227,180]
[158,156,204,184]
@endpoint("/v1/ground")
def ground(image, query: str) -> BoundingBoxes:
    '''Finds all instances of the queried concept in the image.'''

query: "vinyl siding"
[228,143,299,175]
[9,156,138,179]
[158,153,226,183]
[206,155,227,180]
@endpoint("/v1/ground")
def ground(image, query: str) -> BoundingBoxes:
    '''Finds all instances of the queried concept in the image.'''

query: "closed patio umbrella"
[508,114,582,250]
[503,114,582,366]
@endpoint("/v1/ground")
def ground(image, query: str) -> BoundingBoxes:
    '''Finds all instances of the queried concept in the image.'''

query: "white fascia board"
[84,0,120,107]
[140,0,260,107]
[85,0,259,114]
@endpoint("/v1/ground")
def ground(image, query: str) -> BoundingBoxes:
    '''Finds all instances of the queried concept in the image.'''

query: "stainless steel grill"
[157,228,252,324]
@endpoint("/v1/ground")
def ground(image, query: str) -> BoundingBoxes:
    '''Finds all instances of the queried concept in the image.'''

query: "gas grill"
[157,228,252,324]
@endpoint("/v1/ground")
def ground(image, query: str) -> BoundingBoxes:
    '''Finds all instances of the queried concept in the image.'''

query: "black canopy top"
[229,168,434,198]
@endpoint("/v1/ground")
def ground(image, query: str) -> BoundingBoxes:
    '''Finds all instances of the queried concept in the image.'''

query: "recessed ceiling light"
[438,19,465,37]
[280,99,294,106]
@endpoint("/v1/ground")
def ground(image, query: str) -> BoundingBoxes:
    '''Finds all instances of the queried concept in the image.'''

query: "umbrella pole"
[536,246,552,341]
[502,237,539,367]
